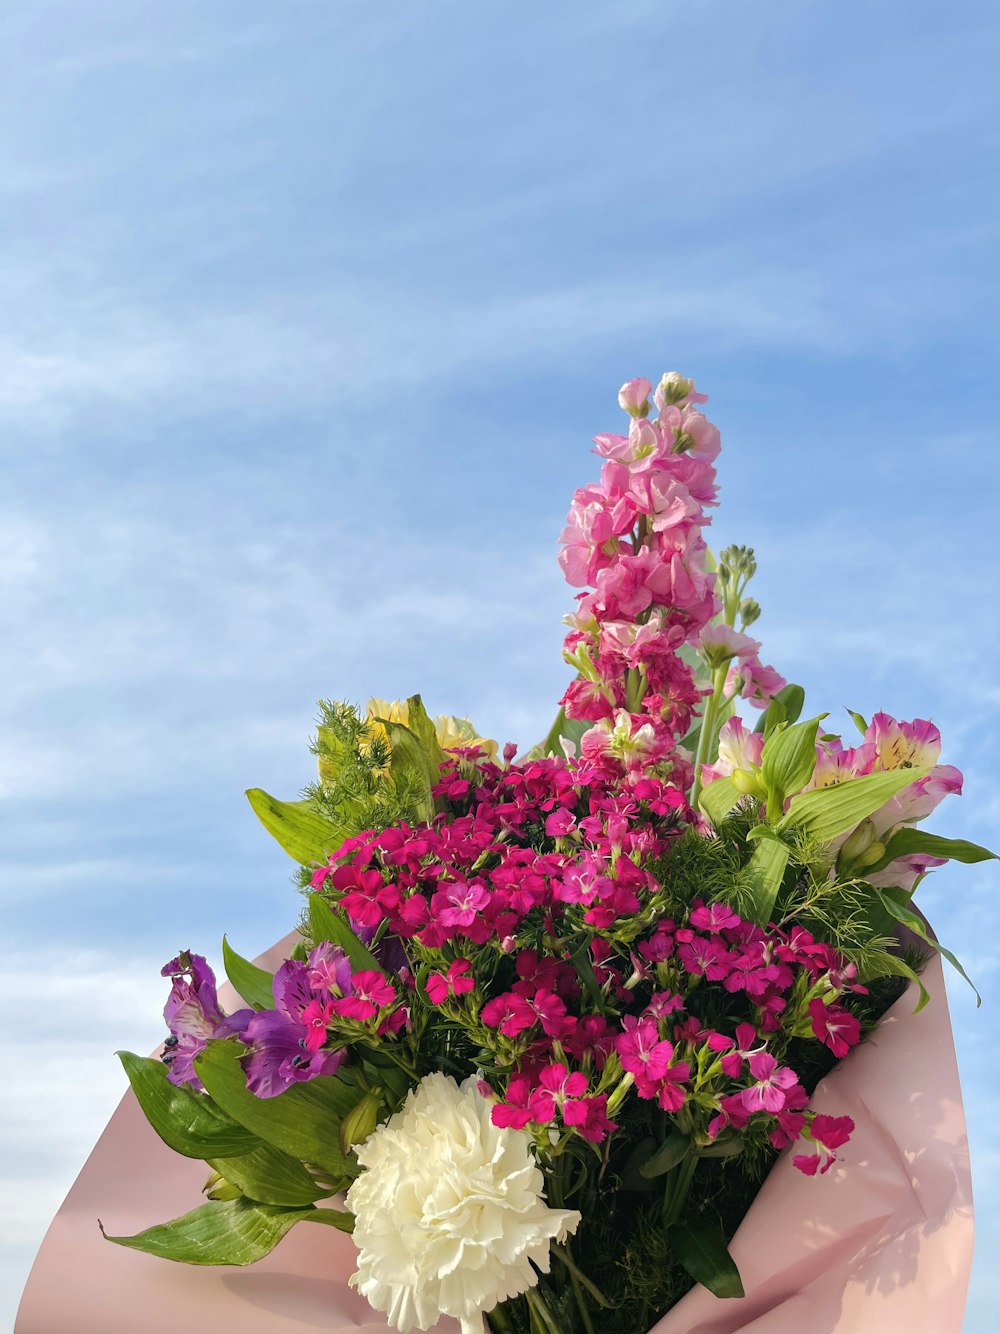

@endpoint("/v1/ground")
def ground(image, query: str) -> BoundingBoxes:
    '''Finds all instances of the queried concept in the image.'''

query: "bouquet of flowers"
[41,374,993,1334]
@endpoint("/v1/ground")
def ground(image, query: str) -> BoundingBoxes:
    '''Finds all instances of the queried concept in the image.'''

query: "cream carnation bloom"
[345,1073,581,1334]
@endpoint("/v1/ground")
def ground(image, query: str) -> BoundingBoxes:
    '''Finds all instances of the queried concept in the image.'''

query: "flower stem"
[526,1287,562,1334]
[690,666,727,807]
[552,1245,611,1308]
[661,1152,699,1229]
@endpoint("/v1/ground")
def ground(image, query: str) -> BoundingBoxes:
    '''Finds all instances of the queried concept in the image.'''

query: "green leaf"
[222,937,275,1010]
[299,1207,355,1233]
[569,937,605,1012]
[669,1216,745,1299]
[100,1199,315,1265]
[846,709,869,737]
[538,708,590,759]
[866,828,998,875]
[874,887,980,1005]
[195,1041,358,1182]
[308,893,383,975]
[856,947,930,1012]
[639,1129,691,1179]
[402,694,446,770]
[754,683,805,734]
[117,1052,259,1159]
[245,789,348,866]
[759,695,785,739]
[208,1141,329,1208]
[699,777,741,828]
[740,835,791,926]
[777,767,930,844]
[760,715,823,821]
[380,720,435,822]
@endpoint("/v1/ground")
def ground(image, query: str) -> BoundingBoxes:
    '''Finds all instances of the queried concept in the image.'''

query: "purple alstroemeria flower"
[241,944,351,1099]
[160,951,251,1089]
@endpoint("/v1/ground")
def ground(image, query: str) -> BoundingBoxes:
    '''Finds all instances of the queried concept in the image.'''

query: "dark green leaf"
[117,1052,259,1159]
[867,829,998,875]
[245,789,347,866]
[309,894,383,975]
[639,1130,691,1179]
[195,1041,358,1181]
[569,937,605,1012]
[669,1216,744,1299]
[778,767,930,844]
[222,937,275,1010]
[100,1199,314,1265]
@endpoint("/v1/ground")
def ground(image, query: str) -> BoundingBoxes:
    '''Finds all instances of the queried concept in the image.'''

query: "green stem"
[552,1245,611,1308]
[662,1153,699,1229]
[690,666,727,808]
[526,1287,562,1334]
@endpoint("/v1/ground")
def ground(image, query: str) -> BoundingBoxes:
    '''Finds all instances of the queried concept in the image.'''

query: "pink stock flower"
[697,623,762,667]
[618,377,652,417]
[725,655,787,709]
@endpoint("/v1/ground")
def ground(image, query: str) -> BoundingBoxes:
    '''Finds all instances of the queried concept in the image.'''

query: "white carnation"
[345,1073,581,1334]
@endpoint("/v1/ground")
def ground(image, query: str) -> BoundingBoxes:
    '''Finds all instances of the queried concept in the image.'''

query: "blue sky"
[2,1,997,1329]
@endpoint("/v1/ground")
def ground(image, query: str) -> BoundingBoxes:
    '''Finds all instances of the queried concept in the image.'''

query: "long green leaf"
[639,1130,691,1179]
[245,789,348,866]
[299,1207,355,1233]
[699,777,741,828]
[874,887,980,1005]
[195,1041,358,1181]
[309,894,383,975]
[208,1141,329,1208]
[117,1052,259,1159]
[777,767,930,844]
[740,835,791,926]
[100,1199,314,1265]
[856,947,930,1012]
[222,937,275,1010]
[669,1216,745,1299]
[867,829,998,875]
[760,715,822,820]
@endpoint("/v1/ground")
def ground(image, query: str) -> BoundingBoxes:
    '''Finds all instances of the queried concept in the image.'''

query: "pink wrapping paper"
[16,943,972,1334]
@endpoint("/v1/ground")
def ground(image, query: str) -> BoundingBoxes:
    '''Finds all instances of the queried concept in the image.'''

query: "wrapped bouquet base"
[16,946,971,1334]
[17,371,986,1334]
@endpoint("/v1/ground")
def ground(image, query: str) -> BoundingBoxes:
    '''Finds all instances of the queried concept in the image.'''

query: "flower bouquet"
[17,373,991,1334]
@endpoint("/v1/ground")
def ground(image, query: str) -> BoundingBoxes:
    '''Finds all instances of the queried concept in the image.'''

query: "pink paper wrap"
[16,942,972,1334]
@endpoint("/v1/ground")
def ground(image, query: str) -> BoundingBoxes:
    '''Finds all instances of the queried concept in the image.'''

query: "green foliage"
[759,715,822,821]
[194,1041,359,1184]
[668,1216,744,1299]
[117,1052,259,1159]
[306,698,440,843]
[245,789,348,866]
[222,937,275,1009]
[100,1199,342,1265]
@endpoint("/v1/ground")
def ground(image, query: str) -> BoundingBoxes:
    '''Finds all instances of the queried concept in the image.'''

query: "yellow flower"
[365,699,497,759]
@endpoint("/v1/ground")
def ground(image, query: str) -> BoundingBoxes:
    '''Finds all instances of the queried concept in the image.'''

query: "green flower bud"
[340,1089,383,1156]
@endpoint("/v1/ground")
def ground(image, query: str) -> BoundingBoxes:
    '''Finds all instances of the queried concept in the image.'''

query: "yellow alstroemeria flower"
[364,699,498,759]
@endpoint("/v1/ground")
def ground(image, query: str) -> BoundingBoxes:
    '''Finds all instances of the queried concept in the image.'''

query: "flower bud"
[618,377,652,417]
[203,1170,242,1201]
[839,819,877,864]
[740,598,761,627]
[339,1089,383,1155]
[656,371,696,407]
[731,767,767,799]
